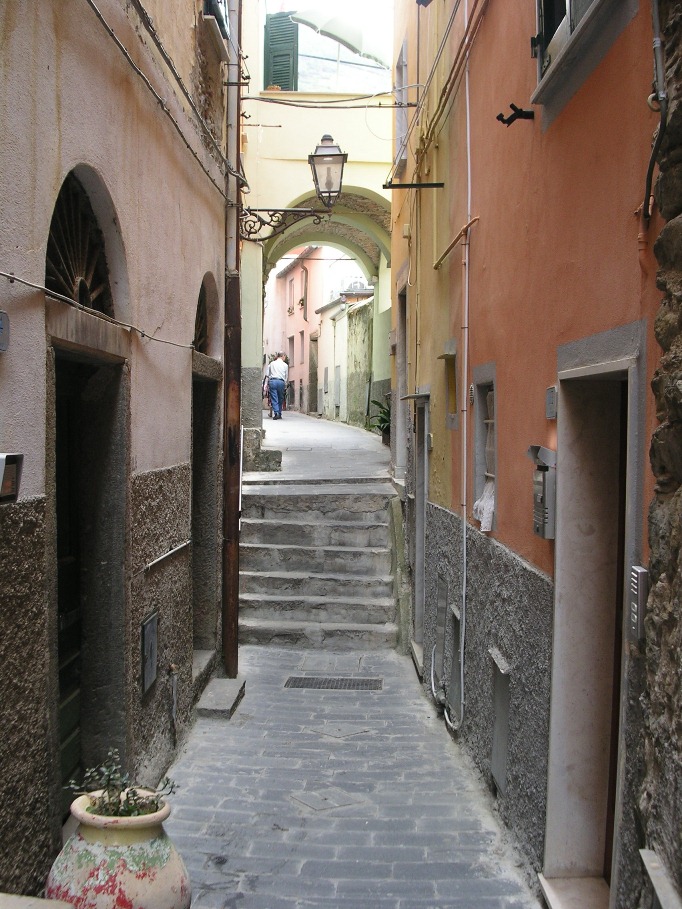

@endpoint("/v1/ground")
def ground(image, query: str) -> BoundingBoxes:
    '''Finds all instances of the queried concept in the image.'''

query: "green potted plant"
[370,398,391,445]
[46,749,190,909]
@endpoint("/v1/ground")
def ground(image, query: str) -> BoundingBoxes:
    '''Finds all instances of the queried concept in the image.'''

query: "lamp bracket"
[239,207,330,240]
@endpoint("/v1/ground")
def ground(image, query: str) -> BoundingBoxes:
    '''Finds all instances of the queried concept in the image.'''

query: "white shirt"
[268,358,288,382]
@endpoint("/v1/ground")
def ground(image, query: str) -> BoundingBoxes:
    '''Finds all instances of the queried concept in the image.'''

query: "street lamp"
[239,135,348,239]
[308,135,347,209]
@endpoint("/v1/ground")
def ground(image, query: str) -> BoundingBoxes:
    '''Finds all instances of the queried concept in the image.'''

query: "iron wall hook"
[496,103,535,127]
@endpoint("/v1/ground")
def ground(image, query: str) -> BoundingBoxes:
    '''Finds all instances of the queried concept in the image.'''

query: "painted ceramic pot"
[46,792,191,909]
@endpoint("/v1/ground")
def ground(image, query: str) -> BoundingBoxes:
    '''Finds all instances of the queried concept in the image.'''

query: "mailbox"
[527,445,556,539]
[0,453,23,503]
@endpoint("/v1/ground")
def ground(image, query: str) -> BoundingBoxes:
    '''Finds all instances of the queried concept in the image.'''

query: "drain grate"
[284,676,383,691]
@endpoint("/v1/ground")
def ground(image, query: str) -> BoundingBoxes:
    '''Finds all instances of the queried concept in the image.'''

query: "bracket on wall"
[496,103,535,126]
[239,207,330,240]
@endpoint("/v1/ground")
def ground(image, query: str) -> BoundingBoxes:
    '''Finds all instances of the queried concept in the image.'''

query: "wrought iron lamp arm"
[239,207,331,240]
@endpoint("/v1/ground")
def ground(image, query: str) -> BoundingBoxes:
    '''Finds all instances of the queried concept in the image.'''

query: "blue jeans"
[269,378,285,416]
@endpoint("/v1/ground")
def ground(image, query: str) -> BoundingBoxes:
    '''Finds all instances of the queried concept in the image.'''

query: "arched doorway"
[191,275,222,661]
[46,168,129,814]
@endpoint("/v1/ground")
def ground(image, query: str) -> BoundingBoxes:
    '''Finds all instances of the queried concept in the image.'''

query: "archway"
[241,187,391,466]
[191,274,222,660]
[47,167,129,815]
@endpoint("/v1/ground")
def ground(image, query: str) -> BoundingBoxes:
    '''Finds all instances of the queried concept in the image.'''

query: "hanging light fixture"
[240,135,348,239]
[308,135,347,209]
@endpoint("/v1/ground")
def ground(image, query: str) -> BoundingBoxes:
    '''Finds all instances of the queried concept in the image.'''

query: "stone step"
[238,617,399,650]
[239,542,392,575]
[240,517,389,548]
[239,592,396,624]
[241,486,393,523]
[239,569,393,598]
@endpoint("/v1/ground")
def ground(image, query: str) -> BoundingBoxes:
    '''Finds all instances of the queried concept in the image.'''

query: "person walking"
[267,352,288,420]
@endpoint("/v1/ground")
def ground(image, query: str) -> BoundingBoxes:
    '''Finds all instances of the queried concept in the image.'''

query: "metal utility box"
[629,566,648,643]
[527,445,556,539]
[0,453,23,503]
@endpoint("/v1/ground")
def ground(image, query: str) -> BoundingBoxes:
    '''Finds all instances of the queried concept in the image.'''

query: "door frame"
[542,323,646,908]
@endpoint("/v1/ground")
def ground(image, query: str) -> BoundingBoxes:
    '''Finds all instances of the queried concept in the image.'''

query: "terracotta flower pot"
[45,792,191,909]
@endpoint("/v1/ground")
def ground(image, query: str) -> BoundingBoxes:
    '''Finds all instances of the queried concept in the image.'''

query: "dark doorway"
[309,336,319,413]
[191,377,220,650]
[55,354,127,812]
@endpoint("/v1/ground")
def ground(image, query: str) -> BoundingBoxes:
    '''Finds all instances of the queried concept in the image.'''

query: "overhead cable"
[1,270,195,350]
[81,0,231,198]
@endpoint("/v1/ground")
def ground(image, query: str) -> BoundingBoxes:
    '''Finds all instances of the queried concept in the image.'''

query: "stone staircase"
[239,479,398,648]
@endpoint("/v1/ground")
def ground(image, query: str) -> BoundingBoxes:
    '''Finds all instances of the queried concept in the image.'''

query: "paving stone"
[165,645,542,909]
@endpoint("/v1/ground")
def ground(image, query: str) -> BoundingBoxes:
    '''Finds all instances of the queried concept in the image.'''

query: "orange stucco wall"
[392,0,661,578]
[467,3,659,574]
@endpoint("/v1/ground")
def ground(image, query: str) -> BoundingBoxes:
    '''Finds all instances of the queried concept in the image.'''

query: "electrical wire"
[128,0,233,173]
[243,96,407,110]
[385,0,464,187]
[1,270,195,350]
[81,0,232,199]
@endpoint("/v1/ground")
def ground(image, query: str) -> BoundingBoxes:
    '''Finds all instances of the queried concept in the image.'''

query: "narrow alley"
[164,414,541,909]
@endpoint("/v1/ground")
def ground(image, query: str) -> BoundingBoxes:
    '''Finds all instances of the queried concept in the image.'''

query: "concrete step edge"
[239,617,400,633]
[239,570,394,582]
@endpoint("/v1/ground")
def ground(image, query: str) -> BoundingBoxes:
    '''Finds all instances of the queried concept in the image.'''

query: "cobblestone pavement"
[166,645,542,909]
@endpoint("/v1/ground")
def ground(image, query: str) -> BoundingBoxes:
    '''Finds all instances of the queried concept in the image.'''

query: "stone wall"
[346,303,373,428]
[424,503,553,872]
[0,497,61,894]
[644,0,682,892]
[129,464,193,784]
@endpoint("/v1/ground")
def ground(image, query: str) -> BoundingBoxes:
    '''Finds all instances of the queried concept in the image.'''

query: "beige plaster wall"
[0,0,226,488]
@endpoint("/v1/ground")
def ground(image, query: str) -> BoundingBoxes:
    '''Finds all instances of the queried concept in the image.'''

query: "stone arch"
[261,186,392,276]
[195,271,221,360]
[56,164,131,322]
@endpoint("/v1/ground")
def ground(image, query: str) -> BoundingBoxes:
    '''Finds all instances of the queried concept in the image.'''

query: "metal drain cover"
[284,676,383,691]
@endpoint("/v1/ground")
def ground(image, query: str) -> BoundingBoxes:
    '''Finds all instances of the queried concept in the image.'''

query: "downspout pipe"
[222,0,242,678]
[643,0,668,222]
[444,0,472,732]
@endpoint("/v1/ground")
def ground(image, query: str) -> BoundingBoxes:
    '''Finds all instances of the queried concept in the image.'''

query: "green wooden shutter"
[264,12,298,91]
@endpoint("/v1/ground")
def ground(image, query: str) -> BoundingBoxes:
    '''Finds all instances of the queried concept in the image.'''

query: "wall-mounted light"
[240,135,348,239]
[308,135,347,209]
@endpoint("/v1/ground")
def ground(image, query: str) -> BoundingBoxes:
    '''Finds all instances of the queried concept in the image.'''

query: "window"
[264,12,391,94]
[472,378,495,533]
[438,340,458,430]
[288,335,295,364]
[299,331,304,364]
[204,0,228,40]
[532,0,638,112]
[394,40,408,175]
[536,0,595,74]
[264,13,298,91]
[287,278,295,315]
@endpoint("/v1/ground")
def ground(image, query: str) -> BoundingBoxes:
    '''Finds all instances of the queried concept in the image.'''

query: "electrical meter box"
[0,453,23,503]
[527,445,556,539]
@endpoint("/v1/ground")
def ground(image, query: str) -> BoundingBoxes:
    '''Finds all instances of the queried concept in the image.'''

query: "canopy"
[289,3,393,69]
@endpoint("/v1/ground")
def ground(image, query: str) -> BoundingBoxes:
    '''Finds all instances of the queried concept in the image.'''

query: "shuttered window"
[264,12,298,91]
[536,0,596,72]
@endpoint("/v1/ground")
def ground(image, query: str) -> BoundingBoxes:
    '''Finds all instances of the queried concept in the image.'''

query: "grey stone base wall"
[0,497,61,895]
[424,502,553,872]
[242,365,264,432]
[129,464,193,784]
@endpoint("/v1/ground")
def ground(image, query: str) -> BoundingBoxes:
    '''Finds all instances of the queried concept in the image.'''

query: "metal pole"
[222,0,242,678]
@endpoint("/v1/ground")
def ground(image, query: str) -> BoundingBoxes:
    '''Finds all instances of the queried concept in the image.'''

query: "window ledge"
[538,875,609,909]
[640,850,682,909]
[201,14,229,64]
[531,0,638,113]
